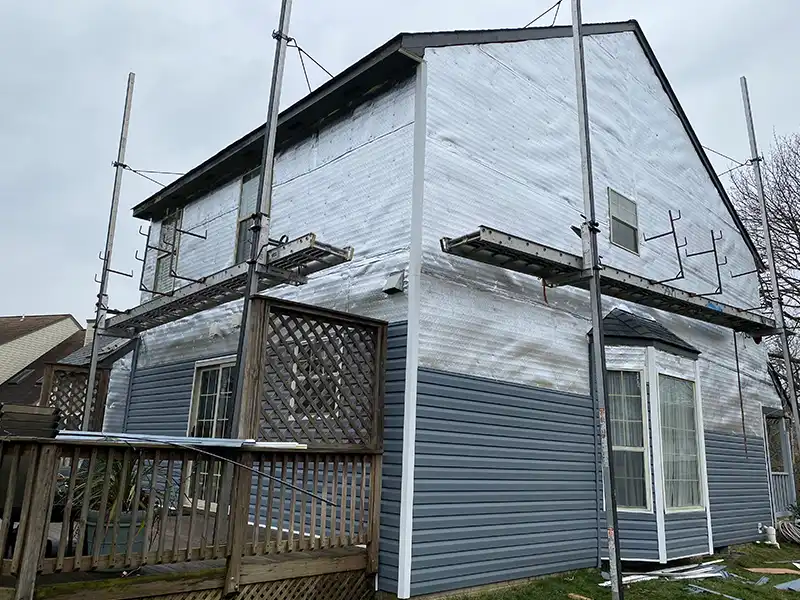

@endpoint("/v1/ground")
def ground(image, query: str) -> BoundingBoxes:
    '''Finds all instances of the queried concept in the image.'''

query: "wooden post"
[238,298,267,439]
[372,325,388,452]
[366,453,383,574]
[37,365,55,408]
[224,452,253,595]
[15,444,58,600]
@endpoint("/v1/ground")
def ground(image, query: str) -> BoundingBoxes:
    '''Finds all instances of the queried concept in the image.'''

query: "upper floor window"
[154,210,181,293]
[236,169,261,264]
[609,188,639,254]
[607,369,649,510]
[659,374,702,510]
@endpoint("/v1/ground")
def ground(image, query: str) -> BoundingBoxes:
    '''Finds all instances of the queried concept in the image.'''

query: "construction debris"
[685,584,743,600]
[567,594,594,600]
[746,567,800,575]
[598,560,728,587]
[775,578,800,592]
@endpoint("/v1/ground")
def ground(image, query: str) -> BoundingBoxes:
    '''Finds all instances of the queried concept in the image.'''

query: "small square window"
[236,169,261,264]
[609,188,639,254]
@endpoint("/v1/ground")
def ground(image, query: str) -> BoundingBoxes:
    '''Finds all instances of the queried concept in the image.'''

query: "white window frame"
[608,187,639,255]
[289,337,344,423]
[184,355,237,512]
[606,367,653,513]
[657,370,707,514]
[235,168,260,265]
[154,209,182,293]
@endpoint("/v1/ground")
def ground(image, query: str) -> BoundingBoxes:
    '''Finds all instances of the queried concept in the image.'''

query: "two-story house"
[102,21,791,599]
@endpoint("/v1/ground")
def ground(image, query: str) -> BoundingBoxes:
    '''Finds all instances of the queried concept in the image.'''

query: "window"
[8,369,34,384]
[188,359,236,508]
[659,374,702,509]
[609,188,639,253]
[190,361,236,439]
[235,169,261,264]
[766,418,787,473]
[154,210,181,293]
[607,370,649,509]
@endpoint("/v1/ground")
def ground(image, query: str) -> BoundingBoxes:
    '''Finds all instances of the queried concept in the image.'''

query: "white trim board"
[397,59,427,600]
[647,347,668,563]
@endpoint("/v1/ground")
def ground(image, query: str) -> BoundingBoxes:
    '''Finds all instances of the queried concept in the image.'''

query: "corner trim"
[397,59,427,600]
[647,347,667,563]
[694,360,714,554]
[120,338,140,433]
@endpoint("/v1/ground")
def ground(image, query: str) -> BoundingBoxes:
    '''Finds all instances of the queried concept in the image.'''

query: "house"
[100,21,791,599]
[0,314,83,405]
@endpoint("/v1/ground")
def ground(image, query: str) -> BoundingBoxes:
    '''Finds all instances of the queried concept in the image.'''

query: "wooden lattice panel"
[258,301,385,448]
[144,590,222,600]
[42,366,106,431]
[238,570,374,600]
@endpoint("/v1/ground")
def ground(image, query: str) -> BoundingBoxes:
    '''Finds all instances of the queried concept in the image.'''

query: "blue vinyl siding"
[665,512,708,559]
[378,322,407,593]
[600,512,659,561]
[410,369,598,596]
[124,360,195,436]
[706,432,772,547]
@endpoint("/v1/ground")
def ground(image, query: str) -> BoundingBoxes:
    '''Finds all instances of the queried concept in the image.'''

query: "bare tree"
[730,134,800,483]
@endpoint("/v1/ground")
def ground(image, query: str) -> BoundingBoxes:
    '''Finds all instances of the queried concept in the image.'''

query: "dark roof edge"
[132,34,407,219]
[628,23,765,270]
[602,335,700,360]
[132,19,764,270]
[131,22,636,220]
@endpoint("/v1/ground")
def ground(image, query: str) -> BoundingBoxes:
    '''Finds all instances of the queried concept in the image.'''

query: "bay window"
[659,374,702,510]
[607,370,649,510]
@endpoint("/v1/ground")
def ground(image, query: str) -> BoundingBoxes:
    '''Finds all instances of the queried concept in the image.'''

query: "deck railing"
[772,471,795,517]
[0,438,381,598]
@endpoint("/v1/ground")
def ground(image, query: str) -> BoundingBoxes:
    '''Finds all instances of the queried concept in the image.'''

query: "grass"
[454,543,800,600]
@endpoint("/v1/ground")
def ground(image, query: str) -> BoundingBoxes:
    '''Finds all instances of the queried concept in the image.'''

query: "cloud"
[1,0,797,321]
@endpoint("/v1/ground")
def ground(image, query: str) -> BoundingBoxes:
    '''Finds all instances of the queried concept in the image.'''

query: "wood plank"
[32,568,225,600]
[172,453,189,559]
[358,455,367,544]
[110,448,131,564]
[186,458,201,560]
[223,453,253,595]
[12,445,38,575]
[331,455,339,549]
[157,455,174,562]
[309,456,318,550]
[276,455,286,552]
[239,548,367,584]
[349,456,356,544]
[238,297,267,440]
[124,450,145,567]
[299,455,309,551]
[56,448,81,571]
[141,449,159,564]
[288,455,297,552]
[320,455,329,549]
[92,447,116,569]
[15,444,58,600]
[0,446,20,575]
[252,456,264,548]
[367,454,382,574]
[264,457,276,553]
[74,448,98,570]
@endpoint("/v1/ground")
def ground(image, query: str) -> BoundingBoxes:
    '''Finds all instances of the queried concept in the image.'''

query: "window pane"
[612,218,638,253]
[767,418,786,473]
[239,170,260,218]
[613,450,646,509]
[607,370,647,508]
[235,219,252,264]
[215,366,235,438]
[659,375,702,508]
[608,371,643,448]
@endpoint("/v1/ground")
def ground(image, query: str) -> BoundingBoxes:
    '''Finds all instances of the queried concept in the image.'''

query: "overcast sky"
[0,0,797,323]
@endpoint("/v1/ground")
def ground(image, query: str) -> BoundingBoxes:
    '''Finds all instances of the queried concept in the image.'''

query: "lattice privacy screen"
[41,365,107,431]
[257,300,386,449]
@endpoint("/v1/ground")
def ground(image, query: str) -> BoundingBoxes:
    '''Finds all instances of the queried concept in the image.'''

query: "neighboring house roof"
[0,330,86,406]
[56,335,135,368]
[0,314,79,346]
[130,20,763,270]
[589,308,700,357]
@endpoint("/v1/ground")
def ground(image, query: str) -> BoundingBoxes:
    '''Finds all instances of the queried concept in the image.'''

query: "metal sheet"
[412,33,777,433]
[102,353,132,433]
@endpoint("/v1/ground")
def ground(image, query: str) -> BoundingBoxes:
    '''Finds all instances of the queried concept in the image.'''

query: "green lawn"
[455,544,800,600]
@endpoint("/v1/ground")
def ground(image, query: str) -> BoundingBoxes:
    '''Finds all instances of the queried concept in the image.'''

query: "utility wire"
[717,162,750,178]
[115,162,166,187]
[524,0,562,28]
[135,168,186,176]
[551,0,562,26]
[286,39,333,94]
[702,144,748,167]
[295,44,312,93]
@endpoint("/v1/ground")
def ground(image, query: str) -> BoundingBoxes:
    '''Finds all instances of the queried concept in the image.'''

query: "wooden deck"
[0,547,369,600]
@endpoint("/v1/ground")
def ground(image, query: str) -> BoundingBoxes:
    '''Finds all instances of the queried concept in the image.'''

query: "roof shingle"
[0,314,74,346]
